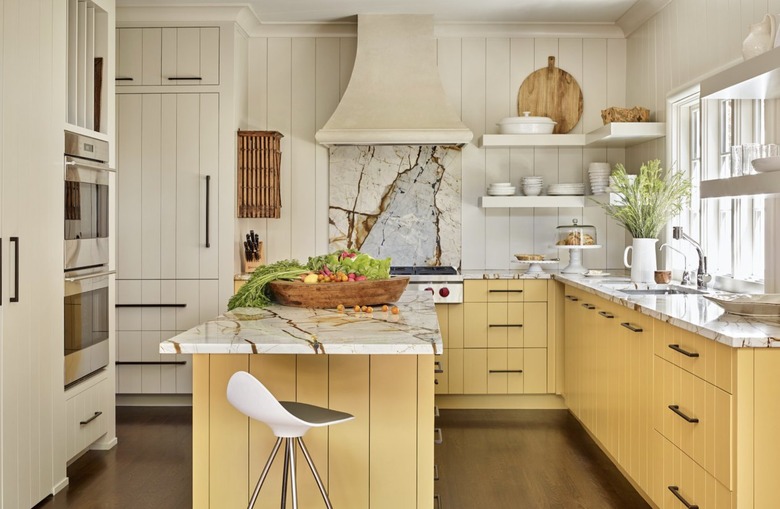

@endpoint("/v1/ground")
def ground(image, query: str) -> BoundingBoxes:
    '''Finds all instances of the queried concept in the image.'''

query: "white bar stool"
[227,370,354,509]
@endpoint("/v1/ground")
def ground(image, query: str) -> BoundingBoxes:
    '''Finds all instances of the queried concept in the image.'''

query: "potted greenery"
[594,159,691,283]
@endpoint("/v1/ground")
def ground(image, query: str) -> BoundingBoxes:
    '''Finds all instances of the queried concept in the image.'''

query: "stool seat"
[227,371,354,509]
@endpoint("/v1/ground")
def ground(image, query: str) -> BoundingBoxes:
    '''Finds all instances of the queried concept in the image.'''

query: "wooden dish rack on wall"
[237,130,283,218]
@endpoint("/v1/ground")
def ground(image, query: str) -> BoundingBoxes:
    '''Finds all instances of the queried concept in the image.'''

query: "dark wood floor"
[34,407,648,508]
[35,406,193,509]
[435,409,650,508]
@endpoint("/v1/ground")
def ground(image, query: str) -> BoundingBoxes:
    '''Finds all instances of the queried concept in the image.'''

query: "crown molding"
[616,0,672,36]
[434,22,625,39]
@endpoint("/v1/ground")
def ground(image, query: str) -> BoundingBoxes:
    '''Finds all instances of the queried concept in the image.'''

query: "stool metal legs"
[248,437,331,509]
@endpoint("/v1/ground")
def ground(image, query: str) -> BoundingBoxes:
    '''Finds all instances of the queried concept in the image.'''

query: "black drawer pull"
[434,428,443,444]
[620,322,643,333]
[10,237,19,303]
[565,295,580,301]
[80,411,102,426]
[668,344,700,358]
[668,405,699,423]
[167,76,203,80]
[488,369,523,374]
[434,494,442,509]
[116,361,187,366]
[488,289,523,293]
[668,486,698,509]
[434,464,439,481]
[434,405,439,417]
[115,77,133,81]
[116,303,187,308]
[581,303,595,310]
[488,324,523,328]
[598,311,614,319]
[434,361,444,374]
[205,175,211,248]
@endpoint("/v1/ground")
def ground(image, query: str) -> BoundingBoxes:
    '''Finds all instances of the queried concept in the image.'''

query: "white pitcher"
[742,14,779,59]
[623,238,658,284]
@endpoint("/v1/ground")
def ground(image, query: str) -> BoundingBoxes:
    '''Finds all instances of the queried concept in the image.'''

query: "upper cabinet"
[478,122,665,148]
[67,0,111,135]
[116,27,219,86]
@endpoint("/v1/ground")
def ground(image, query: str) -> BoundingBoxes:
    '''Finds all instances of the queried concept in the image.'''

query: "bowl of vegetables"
[228,250,408,309]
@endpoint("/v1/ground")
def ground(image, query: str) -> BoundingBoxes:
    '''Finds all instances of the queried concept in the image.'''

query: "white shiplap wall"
[243,32,632,271]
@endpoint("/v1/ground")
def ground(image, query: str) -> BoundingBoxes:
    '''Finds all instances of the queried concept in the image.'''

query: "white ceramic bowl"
[497,112,556,134]
[523,187,542,196]
[751,156,780,173]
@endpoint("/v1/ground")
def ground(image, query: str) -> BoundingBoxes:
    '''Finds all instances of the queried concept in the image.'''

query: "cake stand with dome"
[511,256,560,275]
[554,219,601,274]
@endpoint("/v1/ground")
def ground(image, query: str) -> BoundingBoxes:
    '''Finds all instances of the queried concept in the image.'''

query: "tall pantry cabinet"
[115,21,239,396]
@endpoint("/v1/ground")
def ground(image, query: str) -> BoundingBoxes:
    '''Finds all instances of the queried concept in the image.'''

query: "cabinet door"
[463,349,487,394]
[487,348,508,394]
[116,28,162,86]
[463,303,487,348]
[487,302,508,348]
[162,27,219,85]
[522,302,546,348]
[523,348,547,394]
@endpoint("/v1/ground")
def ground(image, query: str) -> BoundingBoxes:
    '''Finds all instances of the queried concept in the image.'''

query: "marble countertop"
[160,289,442,355]
[461,269,552,280]
[554,274,780,348]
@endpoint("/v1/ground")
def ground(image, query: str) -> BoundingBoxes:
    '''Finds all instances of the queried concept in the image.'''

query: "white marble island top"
[160,289,442,355]
[555,274,780,348]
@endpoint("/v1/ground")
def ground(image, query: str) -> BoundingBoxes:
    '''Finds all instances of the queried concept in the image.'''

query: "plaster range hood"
[315,14,473,147]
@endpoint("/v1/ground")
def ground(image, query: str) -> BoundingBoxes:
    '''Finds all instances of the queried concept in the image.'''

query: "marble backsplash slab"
[329,145,461,267]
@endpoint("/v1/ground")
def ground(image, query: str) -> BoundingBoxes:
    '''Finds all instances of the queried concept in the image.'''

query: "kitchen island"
[162,289,442,509]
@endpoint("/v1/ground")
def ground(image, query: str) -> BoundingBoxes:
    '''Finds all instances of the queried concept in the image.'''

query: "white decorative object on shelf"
[497,112,556,134]
[742,14,780,60]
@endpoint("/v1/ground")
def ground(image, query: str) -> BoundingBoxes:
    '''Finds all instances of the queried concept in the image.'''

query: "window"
[671,93,765,285]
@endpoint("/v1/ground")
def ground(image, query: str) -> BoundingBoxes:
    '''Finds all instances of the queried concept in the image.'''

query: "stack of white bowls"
[487,182,516,196]
[588,162,611,194]
[548,183,585,195]
[521,176,544,196]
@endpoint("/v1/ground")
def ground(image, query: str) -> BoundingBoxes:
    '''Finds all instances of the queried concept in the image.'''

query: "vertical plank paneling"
[117,94,143,280]
[141,94,162,279]
[245,37,269,245]
[461,38,487,270]
[290,38,317,261]
[175,94,201,279]
[315,38,342,253]
[266,38,293,262]
[295,355,330,508]
[199,93,219,279]
[160,95,177,279]
[437,38,462,118]
[416,356,435,508]
[192,355,210,509]
[485,38,511,269]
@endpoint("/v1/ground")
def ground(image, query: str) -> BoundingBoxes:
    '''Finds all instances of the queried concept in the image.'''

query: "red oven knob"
[439,287,450,297]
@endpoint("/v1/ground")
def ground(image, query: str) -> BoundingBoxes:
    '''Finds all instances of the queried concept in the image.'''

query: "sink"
[618,287,705,296]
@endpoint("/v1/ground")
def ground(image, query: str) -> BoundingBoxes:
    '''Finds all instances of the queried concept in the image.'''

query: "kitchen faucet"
[659,243,694,286]
[672,226,711,289]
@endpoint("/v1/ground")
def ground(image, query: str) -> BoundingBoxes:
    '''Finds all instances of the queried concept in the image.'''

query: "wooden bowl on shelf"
[267,276,410,308]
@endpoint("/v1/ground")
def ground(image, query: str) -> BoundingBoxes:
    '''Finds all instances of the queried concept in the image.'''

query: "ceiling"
[116,0,645,24]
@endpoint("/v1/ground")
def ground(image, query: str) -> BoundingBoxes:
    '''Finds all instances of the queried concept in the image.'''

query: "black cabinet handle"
[80,411,102,426]
[565,295,579,301]
[668,486,699,509]
[205,175,211,248]
[668,344,700,358]
[167,76,203,81]
[116,303,187,308]
[489,369,523,374]
[598,311,614,319]
[10,237,19,303]
[620,322,643,333]
[668,405,699,423]
[116,361,188,366]
[434,428,443,444]
[581,303,595,310]
[434,361,444,374]
[488,289,523,293]
[434,464,439,481]
[434,494,442,509]
[434,405,439,418]
[115,77,133,81]
[1,237,3,305]
[488,324,523,328]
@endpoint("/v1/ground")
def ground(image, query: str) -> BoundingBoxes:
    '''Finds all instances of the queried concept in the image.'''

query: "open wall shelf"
[478,122,665,148]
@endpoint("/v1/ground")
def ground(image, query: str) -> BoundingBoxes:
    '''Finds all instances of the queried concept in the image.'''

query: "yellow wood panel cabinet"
[659,433,732,509]
[463,348,487,394]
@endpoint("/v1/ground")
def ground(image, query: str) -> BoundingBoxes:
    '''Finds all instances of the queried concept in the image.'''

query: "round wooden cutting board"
[517,56,583,134]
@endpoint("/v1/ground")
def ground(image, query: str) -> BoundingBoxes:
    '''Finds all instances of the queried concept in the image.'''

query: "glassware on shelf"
[555,218,597,246]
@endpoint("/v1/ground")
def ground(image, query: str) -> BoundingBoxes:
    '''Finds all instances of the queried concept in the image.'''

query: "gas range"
[390,266,463,304]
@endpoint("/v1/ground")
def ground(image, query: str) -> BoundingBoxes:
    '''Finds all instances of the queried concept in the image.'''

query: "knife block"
[241,241,264,273]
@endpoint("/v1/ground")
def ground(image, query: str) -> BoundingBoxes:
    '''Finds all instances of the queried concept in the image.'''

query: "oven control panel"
[413,282,463,304]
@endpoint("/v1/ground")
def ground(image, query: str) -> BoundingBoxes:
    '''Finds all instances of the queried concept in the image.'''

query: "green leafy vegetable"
[228,259,308,310]
[307,250,391,280]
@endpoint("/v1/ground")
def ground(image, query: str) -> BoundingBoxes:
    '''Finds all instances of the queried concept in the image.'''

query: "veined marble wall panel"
[328,146,462,267]
[245,33,628,271]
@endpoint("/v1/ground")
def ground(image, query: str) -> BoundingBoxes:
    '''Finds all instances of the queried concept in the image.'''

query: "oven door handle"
[65,270,116,282]
[65,158,116,173]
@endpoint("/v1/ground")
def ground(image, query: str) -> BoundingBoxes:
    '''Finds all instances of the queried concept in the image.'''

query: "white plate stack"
[521,176,544,196]
[588,162,611,194]
[548,182,585,195]
[487,182,516,196]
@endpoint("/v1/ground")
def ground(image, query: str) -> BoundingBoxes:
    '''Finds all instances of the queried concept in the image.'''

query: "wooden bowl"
[267,276,410,308]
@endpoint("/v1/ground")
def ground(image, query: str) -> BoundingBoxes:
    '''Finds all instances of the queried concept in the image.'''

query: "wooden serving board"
[517,56,583,134]
[268,276,410,308]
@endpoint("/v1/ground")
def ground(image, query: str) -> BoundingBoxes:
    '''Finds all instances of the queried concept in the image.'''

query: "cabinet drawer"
[655,356,732,488]
[463,302,547,349]
[434,349,449,394]
[464,280,526,302]
[462,348,547,395]
[655,322,734,393]
[66,376,109,460]
[657,433,732,509]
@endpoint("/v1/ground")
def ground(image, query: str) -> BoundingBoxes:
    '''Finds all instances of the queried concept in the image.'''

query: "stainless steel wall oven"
[64,131,114,387]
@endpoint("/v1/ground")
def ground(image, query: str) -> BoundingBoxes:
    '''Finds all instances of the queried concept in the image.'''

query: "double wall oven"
[64,131,114,387]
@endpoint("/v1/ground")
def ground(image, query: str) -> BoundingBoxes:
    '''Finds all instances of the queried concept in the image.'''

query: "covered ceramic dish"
[497,112,556,134]
[556,218,597,246]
